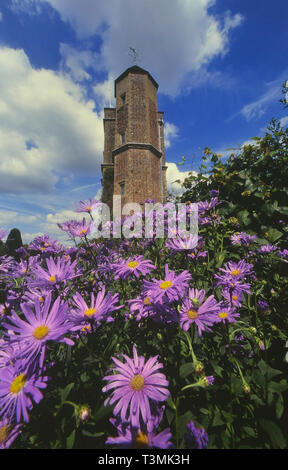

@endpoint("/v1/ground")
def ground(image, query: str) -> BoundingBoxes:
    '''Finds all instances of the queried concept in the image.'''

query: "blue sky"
[0,0,287,244]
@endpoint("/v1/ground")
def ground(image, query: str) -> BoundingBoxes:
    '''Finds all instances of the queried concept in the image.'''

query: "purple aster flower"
[257,300,270,314]
[185,421,208,449]
[3,293,74,368]
[68,218,92,238]
[198,197,220,213]
[278,249,288,263]
[112,256,156,280]
[143,264,191,304]
[106,407,172,449]
[0,361,48,423]
[128,295,177,325]
[231,232,257,246]
[70,288,121,327]
[75,198,101,214]
[57,220,78,234]
[103,346,170,428]
[31,255,81,287]
[165,233,198,251]
[257,244,278,254]
[221,288,243,307]
[0,418,22,449]
[214,305,240,324]
[28,235,63,254]
[179,288,220,336]
[13,255,40,279]
[0,229,8,242]
[0,256,15,275]
[217,260,254,281]
[22,286,52,305]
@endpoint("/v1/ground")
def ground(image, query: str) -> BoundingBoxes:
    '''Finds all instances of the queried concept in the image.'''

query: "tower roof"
[114,65,159,97]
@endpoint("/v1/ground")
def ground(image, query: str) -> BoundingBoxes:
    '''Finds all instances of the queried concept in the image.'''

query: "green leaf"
[260,419,287,449]
[60,383,74,403]
[243,426,257,438]
[167,395,176,411]
[275,394,284,419]
[179,362,194,379]
[66,429,76,449]
[81,429,104,438]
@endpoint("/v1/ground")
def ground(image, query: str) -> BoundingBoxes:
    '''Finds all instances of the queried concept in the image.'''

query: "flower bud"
[78,406,91,423]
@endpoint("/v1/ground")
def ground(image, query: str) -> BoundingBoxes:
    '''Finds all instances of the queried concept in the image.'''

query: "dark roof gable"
[114,65,159,96]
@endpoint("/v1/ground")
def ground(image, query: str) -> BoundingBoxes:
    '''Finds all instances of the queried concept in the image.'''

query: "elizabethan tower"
[101,65,167,209]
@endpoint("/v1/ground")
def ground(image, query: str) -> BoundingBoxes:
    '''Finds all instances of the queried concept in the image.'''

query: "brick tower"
[101,65,167,210]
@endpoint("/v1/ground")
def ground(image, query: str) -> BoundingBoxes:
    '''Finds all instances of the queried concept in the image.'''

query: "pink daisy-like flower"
[103,346,170,427]
[112,256,156,280]
[143,264,191,304]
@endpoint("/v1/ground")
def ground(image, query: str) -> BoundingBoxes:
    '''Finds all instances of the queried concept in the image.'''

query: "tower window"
[121,133,125,144]
[121,93,126,104]
[120,182,125,195]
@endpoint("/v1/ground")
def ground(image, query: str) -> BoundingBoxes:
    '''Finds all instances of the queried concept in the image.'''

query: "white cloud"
[93,76,115,110]
[19,0,243,96]
[0,209,42,226]
[0,11,3,21]
[164,122,179,149]
[240,85,281,121]
[59,43,103,82]
[280,116,288,128]
[0,46,104,193]
[166,162,197,196]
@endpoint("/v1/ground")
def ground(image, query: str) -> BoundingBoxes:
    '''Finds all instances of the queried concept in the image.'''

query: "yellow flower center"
[48,275,56,283]
[86,206,92,211]
[160,280,173,290]
[1,307,6,316]
[0,425,10,444]
[80,229,87,235]
[127,261,139,269]
[81,325,91,332]
[33,325,49,340]
[187,309,198,319]
[84,308,97,318]
[144,297,152,305]
[134,432,149,449]
[130,374,145,391]
[219,311,228,319]
[231,269,241,277]
[232,295,238,301]
[10,374,26,394]
[39,296,44,302]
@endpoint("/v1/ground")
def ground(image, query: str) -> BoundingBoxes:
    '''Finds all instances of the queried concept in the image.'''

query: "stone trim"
[112,142,162,159]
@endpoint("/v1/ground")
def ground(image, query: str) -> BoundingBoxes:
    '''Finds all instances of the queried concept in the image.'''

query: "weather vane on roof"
[129,47,139,65]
